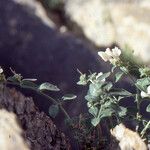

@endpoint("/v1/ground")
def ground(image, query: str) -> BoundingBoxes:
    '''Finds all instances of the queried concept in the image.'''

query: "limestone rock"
[0,109,30,150]
[65,0,115,47]
[109,0,150,65]
[65,0,150,65]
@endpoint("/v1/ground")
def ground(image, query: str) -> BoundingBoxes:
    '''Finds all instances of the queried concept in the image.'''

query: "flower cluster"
[141,86,150,98]
[98,47,121,65]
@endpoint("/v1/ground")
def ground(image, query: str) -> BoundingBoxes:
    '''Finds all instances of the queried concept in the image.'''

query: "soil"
[0,86,70,150]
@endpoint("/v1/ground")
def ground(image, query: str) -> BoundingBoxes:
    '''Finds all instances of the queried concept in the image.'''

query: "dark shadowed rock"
[0,1,111,148]
[0,0,109,119]
[0,86,70,150]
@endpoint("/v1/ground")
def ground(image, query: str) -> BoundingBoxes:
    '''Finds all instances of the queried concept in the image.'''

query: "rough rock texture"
[0,109,30,150]
[0,86,70,150]
[65,0,150,65]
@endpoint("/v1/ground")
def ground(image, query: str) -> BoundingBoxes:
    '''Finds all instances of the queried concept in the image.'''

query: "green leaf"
[146,104,150,112]
[22,78,37,82]
[118,106,127,117]
[39,82,60,91]
[99,108,114,119]
[89,106,98,116]
[7,76,19,83]
[62,94,77,101]
[89,83,102,97]
[85,94,99,102]
[102,82,113,91]
[88,73,97,81]
[135,78,150,92]
[110,89,132,96]
[77,74,87,85]
[96,72,110,82]
[49,105,59,118]
[115,71,124,82]
[91,117,100,126]
[20,80,38,89]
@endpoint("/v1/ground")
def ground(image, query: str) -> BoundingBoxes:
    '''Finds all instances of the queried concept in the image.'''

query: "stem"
[136,88,140,111]
[141,121,150,138]
[135,88,142,132]
[97,123,102,140]
[5,81,71,119]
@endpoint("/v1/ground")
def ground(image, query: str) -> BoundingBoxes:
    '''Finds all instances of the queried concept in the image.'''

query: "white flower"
[112,47,121,58]
[0,67,3,74]
[105,48,113,56]
[141,85,150,98]
[98,51,111,62]
[98,47,121,64]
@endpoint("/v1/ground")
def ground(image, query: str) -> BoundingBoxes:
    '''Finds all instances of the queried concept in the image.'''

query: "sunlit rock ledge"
[0,109,30,150]
[65,0,150,65]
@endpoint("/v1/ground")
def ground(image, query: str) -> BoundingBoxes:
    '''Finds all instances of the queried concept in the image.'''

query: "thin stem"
[141,121,150,138]
[135,88,140,113]
[135,88,142,132]
[59,105,71,119]
[38,91,70,119]
[5,81,71,119]
[97,124,102,141]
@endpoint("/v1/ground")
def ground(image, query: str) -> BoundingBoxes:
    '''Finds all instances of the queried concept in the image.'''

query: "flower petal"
[105,48,113,56]
[112,47,121,57]
[98,51,110,62]
[109,58,117,65]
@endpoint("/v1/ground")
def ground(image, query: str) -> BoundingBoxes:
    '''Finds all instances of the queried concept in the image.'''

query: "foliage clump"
[0,46,149,149]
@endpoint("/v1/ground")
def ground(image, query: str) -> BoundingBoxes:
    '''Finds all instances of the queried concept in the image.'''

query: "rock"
[0,0,105,116]
[0,0,107,146]
[64,0,150,65]
[65,0,115,47]
[13,0,55,28]
[109,1,150,65]
[0,87,70,150]
[0,109,30,150]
